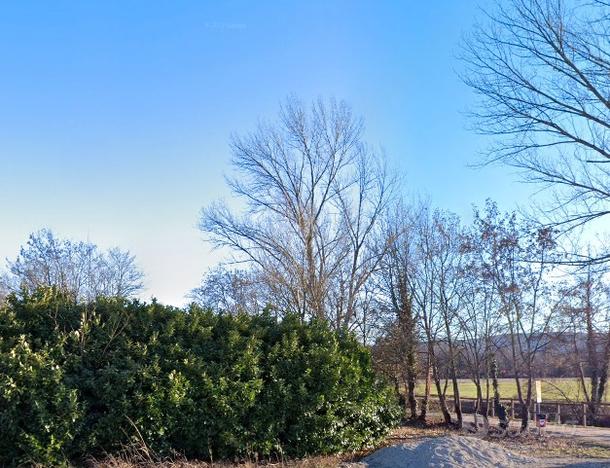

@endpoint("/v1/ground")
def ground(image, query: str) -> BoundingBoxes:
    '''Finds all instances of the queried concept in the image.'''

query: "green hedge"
[0,289,399,466]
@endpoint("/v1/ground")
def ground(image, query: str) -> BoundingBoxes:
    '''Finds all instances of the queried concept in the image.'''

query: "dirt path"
[461,413,610,448]
[544,424,610,448]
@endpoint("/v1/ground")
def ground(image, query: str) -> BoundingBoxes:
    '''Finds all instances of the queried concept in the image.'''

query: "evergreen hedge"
[0,289,399,466]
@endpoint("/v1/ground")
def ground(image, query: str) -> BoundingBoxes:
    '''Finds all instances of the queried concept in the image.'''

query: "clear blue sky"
[0,0,532,306]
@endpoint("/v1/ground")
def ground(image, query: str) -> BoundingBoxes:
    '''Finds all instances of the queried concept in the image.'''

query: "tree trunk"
[597,331,610,404]
[584,273,600,416]
[399,295,418,420]
[520,402,530,431]
[394,376,406,417]
[419,356,432,422]
[452,379,463,429]
[485,375,491,417]
[473,377,483,431]
[520,376,533,432]
[491,357,509,431]
[431,357,452,424]
[406,364,417,420]
[443,302,462,428]
[474,377,483,414]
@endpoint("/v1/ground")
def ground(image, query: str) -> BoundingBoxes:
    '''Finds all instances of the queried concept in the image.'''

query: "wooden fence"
[414,395,610,427]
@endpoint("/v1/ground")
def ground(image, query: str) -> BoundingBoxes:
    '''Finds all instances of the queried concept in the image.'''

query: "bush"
[0,289,399,465]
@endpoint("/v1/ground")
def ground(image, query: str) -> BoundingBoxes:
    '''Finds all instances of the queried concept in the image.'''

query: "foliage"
[0,288,399,466]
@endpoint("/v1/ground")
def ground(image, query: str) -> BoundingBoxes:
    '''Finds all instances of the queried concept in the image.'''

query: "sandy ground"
[345,434,610,467]
[336,413,610,468]
[351,435,532,467]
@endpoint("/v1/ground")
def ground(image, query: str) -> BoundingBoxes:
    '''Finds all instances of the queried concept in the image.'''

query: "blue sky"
[0,0,533,305]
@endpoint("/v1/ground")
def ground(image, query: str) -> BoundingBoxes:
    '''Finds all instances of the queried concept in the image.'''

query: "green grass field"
[414,378,608,403]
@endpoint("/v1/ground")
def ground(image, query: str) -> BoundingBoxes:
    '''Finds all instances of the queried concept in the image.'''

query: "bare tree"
[97,248,145,298]
[560,260,610,420]
[472,201,562,430]
[463,0,610,257]
[201,97,394,324]
[190,265,266,314]
[376,203,470,425]
[457,243,502,424]
[2,229,144,301]
[405,204,460,425]
[348,280,387,346]
[433,213,470,429]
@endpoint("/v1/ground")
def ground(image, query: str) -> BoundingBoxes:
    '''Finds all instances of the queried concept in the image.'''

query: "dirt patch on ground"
[353,435,533,467]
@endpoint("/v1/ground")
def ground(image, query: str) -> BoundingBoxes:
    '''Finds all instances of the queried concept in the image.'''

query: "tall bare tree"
[433,212,469,429]
[463,0,610,258]
[458,240,502,423]
[473,201,561,430]
[560,261,610,420]
[405,204,461,425]
[201,97,394,324]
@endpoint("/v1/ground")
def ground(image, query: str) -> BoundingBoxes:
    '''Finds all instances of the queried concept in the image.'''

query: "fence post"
[583,404,587,427]
[510,399,515,419]
[556,404,561,424]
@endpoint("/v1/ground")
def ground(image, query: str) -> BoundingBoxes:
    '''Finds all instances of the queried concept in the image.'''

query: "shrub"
[0,289,399,465]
